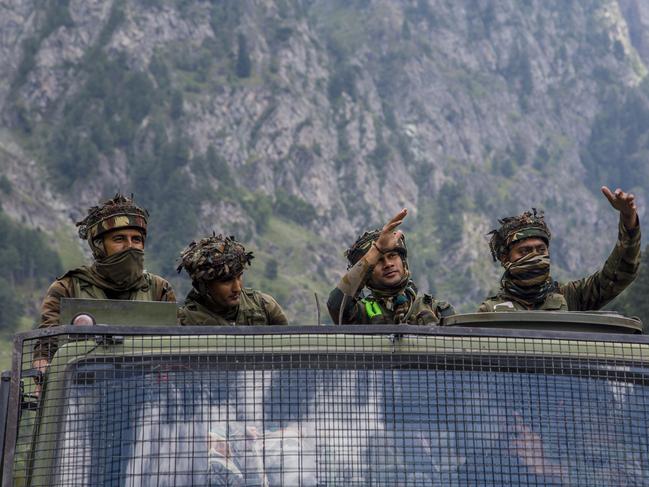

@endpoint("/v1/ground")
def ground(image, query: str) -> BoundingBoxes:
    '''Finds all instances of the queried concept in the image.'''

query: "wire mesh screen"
[10,328,649,486]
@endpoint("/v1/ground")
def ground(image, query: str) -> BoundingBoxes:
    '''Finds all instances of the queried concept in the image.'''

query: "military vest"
[359,294,453,325]
[180,289,270,326]
[70,271,159,301]
[480,292,568,312]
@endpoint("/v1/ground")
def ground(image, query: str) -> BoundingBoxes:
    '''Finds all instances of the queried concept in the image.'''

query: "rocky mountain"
[1,0,648,325]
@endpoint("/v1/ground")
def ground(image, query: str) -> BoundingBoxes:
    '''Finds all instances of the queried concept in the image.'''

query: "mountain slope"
[0,0,648,325]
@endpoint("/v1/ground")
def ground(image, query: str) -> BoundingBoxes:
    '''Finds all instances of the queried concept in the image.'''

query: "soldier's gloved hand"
[601,186,638,230]
[375,208,408,252]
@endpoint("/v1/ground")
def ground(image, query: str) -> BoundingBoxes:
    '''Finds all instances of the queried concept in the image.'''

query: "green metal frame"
[3,313,648,486]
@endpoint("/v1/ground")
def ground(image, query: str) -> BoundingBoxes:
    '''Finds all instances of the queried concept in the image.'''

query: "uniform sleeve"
[260,293,288,326]
[326,288,364,324]
[152,275,177,303]
[34,278,74,361]
[559,216,641,311]
[39,278,73,326]
[326,257,374,325]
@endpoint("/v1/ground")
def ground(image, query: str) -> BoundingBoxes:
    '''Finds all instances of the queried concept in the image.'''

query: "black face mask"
[94,248,145,291]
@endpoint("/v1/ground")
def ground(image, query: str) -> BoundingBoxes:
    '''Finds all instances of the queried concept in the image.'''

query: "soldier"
[34,194,176,366]
[177,234,287,325]
[478,186,641,312]
[327,208,454,325]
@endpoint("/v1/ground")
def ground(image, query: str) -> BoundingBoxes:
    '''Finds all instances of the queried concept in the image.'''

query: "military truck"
[1,300,648,486]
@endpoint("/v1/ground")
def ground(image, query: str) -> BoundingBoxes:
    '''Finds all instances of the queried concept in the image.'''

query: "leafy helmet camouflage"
[345,228,407,269]
[76,193,148,259]
[488,208,551,262]
[177,234,254,284]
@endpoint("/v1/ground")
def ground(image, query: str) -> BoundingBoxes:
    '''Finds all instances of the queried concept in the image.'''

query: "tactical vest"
[70,272,159,301]
[360,294,451,325]
[482,292,568,312]
[180,289,270,326]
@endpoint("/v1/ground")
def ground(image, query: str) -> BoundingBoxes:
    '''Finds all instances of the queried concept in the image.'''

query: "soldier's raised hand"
[375,208,408,252]
[601,186,638,230]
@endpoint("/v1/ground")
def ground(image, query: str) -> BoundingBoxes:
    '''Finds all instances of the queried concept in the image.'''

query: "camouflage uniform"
[177,235,287,326]
[179,288,286,326]
[40,271,175,324]
[478,210,641,312]
[327,229,454,325]
[35,194,175,361]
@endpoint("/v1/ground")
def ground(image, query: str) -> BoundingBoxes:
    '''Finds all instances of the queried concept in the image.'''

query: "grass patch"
[53,227,85,270]
[245,217,334,324]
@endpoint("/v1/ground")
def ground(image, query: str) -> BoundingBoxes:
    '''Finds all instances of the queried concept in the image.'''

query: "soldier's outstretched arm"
[327,209,408,324]
[560,187,641,311]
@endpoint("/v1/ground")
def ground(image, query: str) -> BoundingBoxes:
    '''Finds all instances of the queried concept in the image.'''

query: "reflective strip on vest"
[362,299,382,319]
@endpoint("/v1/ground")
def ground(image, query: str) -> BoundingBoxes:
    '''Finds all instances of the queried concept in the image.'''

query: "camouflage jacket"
[327,287,454,325]
[178,288,288,326]
[478,217,641,312]
[35,269,176,360]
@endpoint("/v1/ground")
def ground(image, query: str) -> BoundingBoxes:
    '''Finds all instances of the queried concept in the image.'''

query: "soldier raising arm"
[478,186,641,312]
[327,209,454,325]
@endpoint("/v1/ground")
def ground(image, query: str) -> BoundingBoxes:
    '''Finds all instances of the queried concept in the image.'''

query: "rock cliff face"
[0,0,647,320]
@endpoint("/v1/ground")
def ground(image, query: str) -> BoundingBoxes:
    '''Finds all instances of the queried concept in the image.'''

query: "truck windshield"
[48,354,649,486]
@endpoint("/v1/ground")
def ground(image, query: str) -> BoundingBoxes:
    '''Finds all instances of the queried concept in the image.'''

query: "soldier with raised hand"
[327,208,454,325]
[478,186,641,312]
[35,194,176,366]
[177,234,287,326]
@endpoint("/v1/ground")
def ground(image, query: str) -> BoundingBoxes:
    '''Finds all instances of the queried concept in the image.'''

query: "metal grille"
[6,326,649,486]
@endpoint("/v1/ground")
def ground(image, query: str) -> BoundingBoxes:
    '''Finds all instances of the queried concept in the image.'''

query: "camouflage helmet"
[76,193,148,258]
[345,228,407,268]
[177,234,254,284]
[488,208,551,262]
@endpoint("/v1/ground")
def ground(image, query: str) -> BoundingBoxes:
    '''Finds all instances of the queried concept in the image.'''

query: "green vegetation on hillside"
[243,217,334,324]
[581,81,649,193]
[0,208,62,329]
[610,244,649,331]
[10,0,281,287]
[4,0,648,324]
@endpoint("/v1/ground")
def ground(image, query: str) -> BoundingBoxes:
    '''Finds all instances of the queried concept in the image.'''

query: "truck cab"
[2,303,648,486]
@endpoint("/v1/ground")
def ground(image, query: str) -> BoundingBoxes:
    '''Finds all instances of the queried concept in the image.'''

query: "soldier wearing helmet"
[327,208,454,325]
[177,234,287,325]
[35,194,176,362]
[478,186,641,312]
